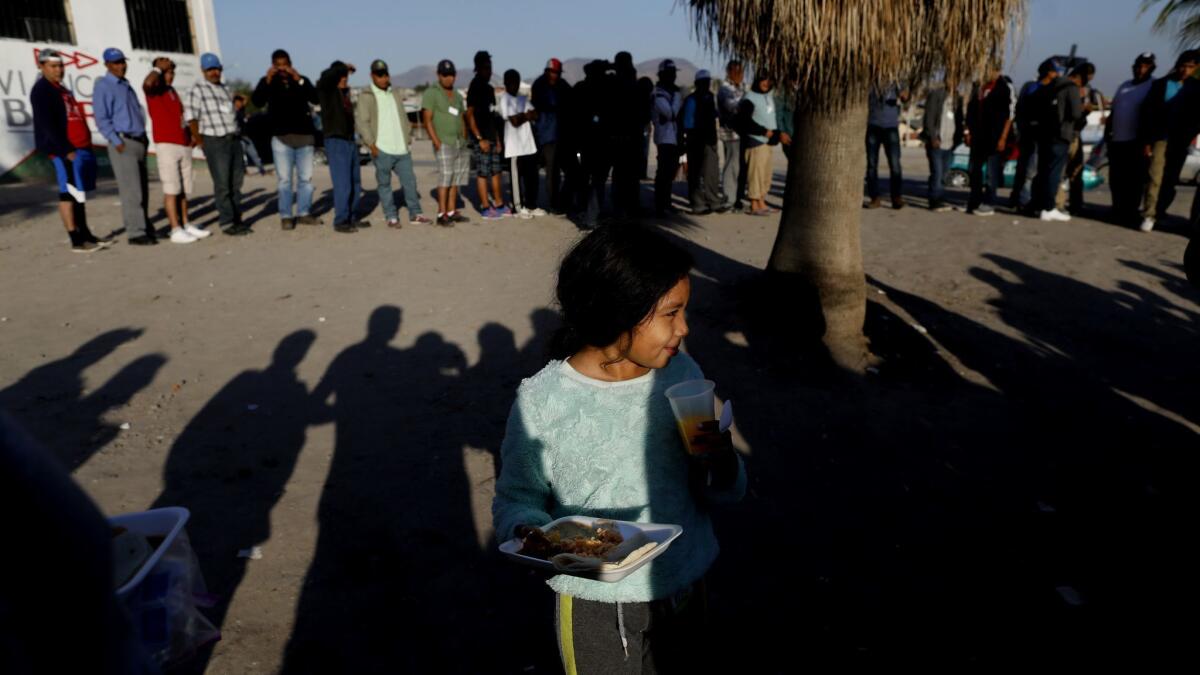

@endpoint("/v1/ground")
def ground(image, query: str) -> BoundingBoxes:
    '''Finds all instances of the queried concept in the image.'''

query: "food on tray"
[519,521,624,560]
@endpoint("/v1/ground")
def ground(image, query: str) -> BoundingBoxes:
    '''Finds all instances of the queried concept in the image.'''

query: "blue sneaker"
[496,205,513,217]
[482,207,501,220]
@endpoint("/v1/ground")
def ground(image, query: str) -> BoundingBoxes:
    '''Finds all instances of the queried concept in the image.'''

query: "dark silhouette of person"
[610,51,644,216]
[574,59,615,227]
[282,307,511,673]
[150,329,316,672]
[0,328,167,469]
[1,412,156,675]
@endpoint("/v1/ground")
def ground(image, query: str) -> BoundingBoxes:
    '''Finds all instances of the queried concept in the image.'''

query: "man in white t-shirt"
[498,69,545,218]
[1105,52,1157,224]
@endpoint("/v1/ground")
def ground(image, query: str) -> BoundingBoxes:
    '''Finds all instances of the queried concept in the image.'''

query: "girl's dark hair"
[550,224,693,360]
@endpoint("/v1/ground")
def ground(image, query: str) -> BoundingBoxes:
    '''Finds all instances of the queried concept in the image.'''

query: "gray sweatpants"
[108,137,150,239]
[687,141,721,211]
[554,580,708,674]
[720,136,745,208]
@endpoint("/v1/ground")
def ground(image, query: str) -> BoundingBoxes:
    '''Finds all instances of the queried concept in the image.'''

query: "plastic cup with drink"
[664,379,732,456]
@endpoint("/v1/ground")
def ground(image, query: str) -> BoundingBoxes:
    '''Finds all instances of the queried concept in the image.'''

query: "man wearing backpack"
[1009,61,1058,210]
[1031,59,1081,222]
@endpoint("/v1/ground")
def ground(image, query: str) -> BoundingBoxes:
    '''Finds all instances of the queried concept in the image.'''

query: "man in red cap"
[531,57,576,214]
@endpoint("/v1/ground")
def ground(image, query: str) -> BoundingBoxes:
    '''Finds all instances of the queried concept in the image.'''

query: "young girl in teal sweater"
[492,224,746,673]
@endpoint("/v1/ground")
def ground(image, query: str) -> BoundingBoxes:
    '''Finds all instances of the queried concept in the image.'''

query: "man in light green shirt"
[355,59,431,227]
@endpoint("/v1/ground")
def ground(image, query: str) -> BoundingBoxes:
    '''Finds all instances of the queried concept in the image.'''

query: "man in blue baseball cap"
[94,46,154,244]
[1030,57,1082,222]
[187,52,251,235]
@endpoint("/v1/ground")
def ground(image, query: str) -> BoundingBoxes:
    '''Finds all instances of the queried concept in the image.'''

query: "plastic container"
[108,506,219,665]
[109,506,190,598]
[499,516,683,583]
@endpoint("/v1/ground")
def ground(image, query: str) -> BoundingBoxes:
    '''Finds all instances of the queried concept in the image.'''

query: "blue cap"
[103,47,126,63]
[200,53,222,70]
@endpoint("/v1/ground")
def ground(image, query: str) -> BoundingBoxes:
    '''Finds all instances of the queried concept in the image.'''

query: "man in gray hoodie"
[920,80,961,211]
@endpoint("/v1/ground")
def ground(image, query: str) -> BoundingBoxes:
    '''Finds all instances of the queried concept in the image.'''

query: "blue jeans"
[374,150,422,220]
[925,146,952,205]
[241,136,264,173]
[1032,139,1069,213]
[865,125,902,200]
[967,146,1004,211]
[271,137,314,217]
[325,137,361,225]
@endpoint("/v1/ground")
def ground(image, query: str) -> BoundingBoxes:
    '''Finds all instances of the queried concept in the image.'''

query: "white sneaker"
[529,207,547,217]
[1040,209,1071,222]
[184,224,212,239]
[516,207,534,220]
[170,228,197,244]
[1139,217,1155,232]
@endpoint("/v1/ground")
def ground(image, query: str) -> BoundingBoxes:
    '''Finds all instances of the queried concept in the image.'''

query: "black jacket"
[531,73,573,144]
[1138,76,1200,144]
[965,77,1013,147]
[251,71,318,137]
[317,62,354,140]
[682,90,718,146]
[30,77,74,157]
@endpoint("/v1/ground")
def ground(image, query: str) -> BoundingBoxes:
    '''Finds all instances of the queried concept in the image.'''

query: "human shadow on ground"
[653,226,1198,668]
[277,306,557,674]
[151,329,317,675]
[0,328,165,470]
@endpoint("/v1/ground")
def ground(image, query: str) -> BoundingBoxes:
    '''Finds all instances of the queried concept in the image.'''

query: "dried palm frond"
[684,0,1025,106]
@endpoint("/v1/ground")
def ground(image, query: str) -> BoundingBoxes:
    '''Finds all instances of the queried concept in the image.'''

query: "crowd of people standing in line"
[31,46,798,252]
[35,43,1196,255]
[903,50,1200,232]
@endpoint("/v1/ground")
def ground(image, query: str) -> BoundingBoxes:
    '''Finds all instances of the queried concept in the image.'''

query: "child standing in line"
[498,69,545,219]
[492,224,746,673]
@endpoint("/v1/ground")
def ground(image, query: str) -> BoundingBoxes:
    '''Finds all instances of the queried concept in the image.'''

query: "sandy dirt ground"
[1,142,1197,673]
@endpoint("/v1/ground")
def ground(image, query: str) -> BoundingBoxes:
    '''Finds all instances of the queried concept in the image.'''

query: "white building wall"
[0,0,220,178]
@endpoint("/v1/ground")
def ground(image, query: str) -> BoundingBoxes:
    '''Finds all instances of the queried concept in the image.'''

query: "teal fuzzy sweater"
[492,353,746,603]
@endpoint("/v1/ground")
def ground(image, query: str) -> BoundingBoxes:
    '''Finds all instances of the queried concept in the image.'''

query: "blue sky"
[214,0,1181,94]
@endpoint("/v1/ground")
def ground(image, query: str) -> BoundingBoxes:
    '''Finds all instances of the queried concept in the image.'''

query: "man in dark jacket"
[1137,50,1199,232]
[682,70,722,214]
[964,66,1014,215]
[531,58,575,214]
[574,60,614,227]
[1031,59,1082,221]
[1009,61,1059,209]
[252,49,320,229]
[30,48,108,252]
[317,60,363,233]
[610,51,644,216]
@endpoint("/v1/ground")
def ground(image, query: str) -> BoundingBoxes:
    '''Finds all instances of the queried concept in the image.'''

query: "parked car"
[1084,137,1199,186]
[945,145,1104,191]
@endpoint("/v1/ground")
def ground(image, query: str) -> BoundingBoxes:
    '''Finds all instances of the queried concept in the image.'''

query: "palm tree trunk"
[767,97,871,371]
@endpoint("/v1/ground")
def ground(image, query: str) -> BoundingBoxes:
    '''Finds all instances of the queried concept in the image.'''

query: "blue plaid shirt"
[93,73,146,146]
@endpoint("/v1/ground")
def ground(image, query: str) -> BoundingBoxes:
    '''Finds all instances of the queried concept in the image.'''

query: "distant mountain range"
[390,57,704,88]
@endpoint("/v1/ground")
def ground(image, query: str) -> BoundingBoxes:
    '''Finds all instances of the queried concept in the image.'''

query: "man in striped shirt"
[187,52,250,235]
